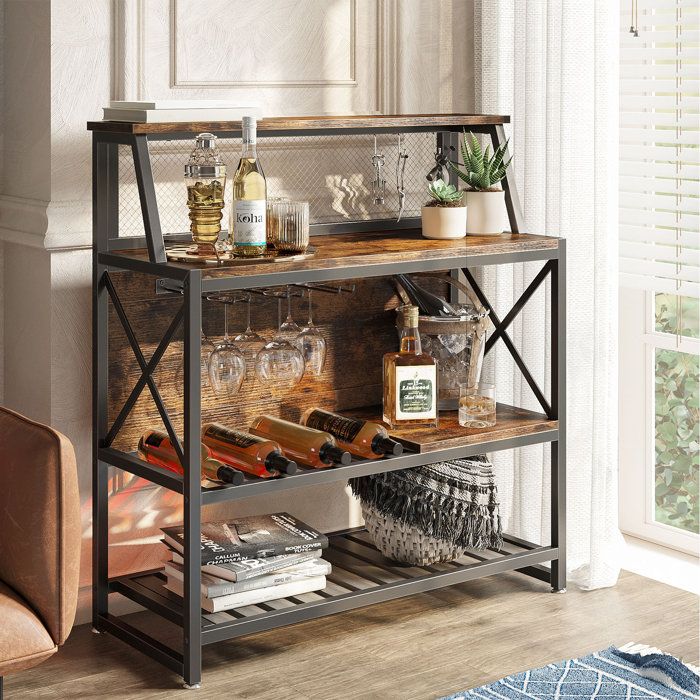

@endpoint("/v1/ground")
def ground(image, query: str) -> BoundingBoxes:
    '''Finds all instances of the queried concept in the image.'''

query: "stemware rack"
[89,114,566,689]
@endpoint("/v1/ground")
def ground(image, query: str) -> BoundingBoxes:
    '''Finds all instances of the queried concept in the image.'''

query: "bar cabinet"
[89,114,566,688]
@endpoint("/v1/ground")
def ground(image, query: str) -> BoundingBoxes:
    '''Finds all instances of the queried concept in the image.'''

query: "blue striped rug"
[442,644,699,699]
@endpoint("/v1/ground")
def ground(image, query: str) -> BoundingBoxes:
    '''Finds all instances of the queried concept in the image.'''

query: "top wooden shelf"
[87,113,510,135]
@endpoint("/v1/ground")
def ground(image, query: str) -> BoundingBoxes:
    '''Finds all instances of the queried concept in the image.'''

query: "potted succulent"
[449,131,513,235]
[420,179,467,240]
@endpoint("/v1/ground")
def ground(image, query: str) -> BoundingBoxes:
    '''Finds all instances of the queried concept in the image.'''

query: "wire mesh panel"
[117,132,440,239]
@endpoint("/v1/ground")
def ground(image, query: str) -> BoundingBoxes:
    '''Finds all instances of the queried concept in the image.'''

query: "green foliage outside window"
[654,295,699,535]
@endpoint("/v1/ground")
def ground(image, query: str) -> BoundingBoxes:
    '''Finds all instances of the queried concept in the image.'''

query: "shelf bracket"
[462,265,553,418]
[103,273,185,462]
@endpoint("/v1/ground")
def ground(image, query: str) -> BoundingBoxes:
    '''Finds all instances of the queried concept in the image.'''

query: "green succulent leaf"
[450,131,514,191]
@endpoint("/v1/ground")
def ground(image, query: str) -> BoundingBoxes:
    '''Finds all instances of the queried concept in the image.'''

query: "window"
[618,0,699,554]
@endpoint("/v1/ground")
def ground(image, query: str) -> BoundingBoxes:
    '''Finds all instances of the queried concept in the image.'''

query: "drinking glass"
[294,290,327,377]
[255,298,305,386]
[208,303,246,396]
[458,382,496,428]
[275,288,301,343]
[275,201,309,252]
[174,332,216,396]
[234,294,266,380]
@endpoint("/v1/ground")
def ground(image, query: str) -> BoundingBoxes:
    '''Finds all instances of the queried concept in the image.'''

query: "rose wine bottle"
[231,116,267,257]
[137,429,244,485]
[249,415,352,469]
[300,408,403,459]
[394,274,458,317]
[201,423,297,479]
[383,305,438,429]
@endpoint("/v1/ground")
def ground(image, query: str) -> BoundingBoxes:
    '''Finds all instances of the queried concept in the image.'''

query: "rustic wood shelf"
[92,113,566,688]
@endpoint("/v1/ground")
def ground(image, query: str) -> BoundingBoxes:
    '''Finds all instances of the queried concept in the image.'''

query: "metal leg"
[1,675,4,699]
[183,271,203,688]
[550,240,567,591]
[488,124,525,233]
[92,136,118,628]
[132,135,167,264]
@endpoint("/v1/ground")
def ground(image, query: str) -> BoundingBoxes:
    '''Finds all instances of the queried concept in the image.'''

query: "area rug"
[441,643,700,699]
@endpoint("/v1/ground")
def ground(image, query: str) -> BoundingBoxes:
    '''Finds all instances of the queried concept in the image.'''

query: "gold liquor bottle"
[249,415,352,469]
[300,408,403,459]
[138,429,244,485]
[231,116,267,257]
[202,423,297,479]
[383,305,438,429]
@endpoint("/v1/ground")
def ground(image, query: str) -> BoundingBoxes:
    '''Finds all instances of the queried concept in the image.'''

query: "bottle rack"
[89,114,566,689]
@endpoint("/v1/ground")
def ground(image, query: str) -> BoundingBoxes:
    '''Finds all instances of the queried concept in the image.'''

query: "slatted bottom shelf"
[108,527,558,650]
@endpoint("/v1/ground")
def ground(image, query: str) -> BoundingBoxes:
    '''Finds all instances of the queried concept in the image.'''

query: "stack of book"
[103,100,262,123]
[161,513,330,613]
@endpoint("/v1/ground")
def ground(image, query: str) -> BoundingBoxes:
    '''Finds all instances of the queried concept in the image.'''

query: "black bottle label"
[305,410,364,443]
[204,425,259,449]
[144,432,166,448]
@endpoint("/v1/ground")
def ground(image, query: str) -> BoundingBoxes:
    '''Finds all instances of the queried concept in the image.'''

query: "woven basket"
[361,503,465,566]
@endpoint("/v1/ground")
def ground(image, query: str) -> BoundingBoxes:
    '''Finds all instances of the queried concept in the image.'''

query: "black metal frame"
[92,119,566,688]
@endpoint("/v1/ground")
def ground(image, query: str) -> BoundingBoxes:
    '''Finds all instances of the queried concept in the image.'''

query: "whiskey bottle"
[300,408,403,459]
[231,116,267,257]
[383,305,438,429]
[137,429,244,485]
[249,415,352,469]
[202,423,297,479]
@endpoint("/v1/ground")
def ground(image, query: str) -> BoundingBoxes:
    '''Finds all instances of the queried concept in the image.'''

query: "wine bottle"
[383,305,438,429]
[394,274,458,317]
[249,415,352,469]
[300,408,403,459]
[202,423,297,479]
[137,429,244,485]
[231,116,267,257]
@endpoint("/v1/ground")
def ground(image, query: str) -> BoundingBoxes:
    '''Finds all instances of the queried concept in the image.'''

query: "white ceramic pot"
[465,190,505,235]
[421,206,467,240]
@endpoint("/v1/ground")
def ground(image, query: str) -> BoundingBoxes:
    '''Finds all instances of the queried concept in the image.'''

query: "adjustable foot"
[550,587,567,594]
[91,627,102,634]
[182,682,201,690]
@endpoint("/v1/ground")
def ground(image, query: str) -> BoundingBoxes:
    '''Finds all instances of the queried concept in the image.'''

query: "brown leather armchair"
[0,407,81,698]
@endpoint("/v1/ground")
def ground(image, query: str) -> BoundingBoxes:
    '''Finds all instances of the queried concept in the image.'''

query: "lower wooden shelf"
[107,526,557,656]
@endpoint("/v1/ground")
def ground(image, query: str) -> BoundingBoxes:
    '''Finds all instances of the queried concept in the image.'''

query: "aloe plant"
[426,179,464,207]
[449,131,513,191]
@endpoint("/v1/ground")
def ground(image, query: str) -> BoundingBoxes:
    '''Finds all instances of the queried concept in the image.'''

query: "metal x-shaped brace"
[103,272,186,464]
[462,262,554,419]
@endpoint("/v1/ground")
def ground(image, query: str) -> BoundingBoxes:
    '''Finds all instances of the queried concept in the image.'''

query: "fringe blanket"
[350,455,503,551]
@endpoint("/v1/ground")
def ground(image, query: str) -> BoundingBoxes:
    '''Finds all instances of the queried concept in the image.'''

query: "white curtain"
[473,1,623,589]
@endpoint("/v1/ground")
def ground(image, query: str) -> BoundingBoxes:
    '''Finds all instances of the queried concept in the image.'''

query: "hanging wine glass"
[294,290,327,377]
[174,332,217,396]
[208,302,246,396]
[255,298,305,386]
[234,293,266,380]
[275,287,301,343]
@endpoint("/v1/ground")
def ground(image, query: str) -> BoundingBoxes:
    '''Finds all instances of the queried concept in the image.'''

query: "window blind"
[619,0,700,297]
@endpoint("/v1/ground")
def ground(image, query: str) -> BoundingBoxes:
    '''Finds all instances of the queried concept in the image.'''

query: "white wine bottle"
[231,116,267,257]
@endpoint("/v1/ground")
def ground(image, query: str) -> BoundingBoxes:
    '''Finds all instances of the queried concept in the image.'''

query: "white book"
[164,559,331,598]
[103,107,262,123]
[164,575,327,613]
[109,100,253,110]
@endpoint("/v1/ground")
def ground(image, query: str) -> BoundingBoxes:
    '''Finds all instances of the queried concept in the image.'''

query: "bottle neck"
[399,325,422,354]
[242,128,257,159]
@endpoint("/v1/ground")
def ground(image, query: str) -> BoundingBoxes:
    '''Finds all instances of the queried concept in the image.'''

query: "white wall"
[0,0,474,623]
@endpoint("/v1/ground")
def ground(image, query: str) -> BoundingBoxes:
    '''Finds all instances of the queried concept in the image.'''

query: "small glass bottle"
[249,415,351,469]
[184,133,226,254]
[383,305,438,429]
[137,429,244,485]
[202,423,297,479]
[300,408,403,459]
[231,116,267,257]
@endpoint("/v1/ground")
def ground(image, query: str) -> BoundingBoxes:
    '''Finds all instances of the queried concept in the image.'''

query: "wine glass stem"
[308,290,313,326]
[224,303,229,340]
[246,294,253,332]
[278,298,283,331]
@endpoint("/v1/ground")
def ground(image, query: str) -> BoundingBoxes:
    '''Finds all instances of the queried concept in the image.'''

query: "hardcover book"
[164,558,331,598]
[164,575,327,613]
[169,549,320,583]
[161,513,328,565]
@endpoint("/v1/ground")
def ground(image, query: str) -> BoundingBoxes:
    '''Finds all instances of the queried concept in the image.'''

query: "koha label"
[234,200,266,247]
[395,365,437,420]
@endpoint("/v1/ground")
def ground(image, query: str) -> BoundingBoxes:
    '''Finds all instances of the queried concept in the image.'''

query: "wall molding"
[169,0,358,89]
[378,0,399,114]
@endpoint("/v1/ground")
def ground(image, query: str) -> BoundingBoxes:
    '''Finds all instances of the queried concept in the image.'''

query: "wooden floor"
[6,571,698,700]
